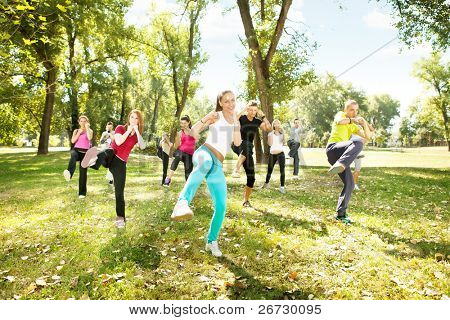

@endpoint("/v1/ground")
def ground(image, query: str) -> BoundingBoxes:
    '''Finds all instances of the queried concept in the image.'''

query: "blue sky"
[125,0,446,117]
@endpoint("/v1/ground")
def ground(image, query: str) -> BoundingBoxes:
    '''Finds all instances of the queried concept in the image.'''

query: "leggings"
[90,149,127,219]
[161,152,170,184]
[67,148,88,196]
[170,150,193,180]
[178,145,227,243]
[288,140,300,175]
[265,152,285,187]
[326,140,363,216]
[232,141,255,188]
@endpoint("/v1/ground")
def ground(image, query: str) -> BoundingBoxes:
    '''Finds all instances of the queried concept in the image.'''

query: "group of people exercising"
[63,91,373,256]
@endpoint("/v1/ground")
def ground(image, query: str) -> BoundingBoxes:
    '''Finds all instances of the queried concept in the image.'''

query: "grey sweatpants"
[326,140,363,217]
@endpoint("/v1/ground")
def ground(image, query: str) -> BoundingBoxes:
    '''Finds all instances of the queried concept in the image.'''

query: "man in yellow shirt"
[326,100,372,224]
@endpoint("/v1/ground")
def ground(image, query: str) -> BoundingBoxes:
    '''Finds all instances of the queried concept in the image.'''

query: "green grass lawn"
[0,148,449,300]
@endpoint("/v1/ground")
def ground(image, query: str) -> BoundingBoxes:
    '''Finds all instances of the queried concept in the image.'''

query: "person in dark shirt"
[231,100,272,207]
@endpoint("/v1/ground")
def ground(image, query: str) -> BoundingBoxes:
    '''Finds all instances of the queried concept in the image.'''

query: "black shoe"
[243,201,252,208]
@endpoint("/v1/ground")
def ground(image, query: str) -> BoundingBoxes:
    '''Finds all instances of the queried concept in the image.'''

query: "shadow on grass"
[220,256,315,300]
[363,225,450,260]
[98,230,161,273]
[250,206,329,238]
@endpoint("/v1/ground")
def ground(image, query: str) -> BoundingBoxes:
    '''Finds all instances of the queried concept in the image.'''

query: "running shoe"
[171,199,193,221]
[81,147,98,168]
[63,170,71,182]
[205,241,222,257]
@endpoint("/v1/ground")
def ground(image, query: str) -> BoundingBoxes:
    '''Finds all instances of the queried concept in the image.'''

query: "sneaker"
[171,199,193,221]
[328,163,345,174]
[163,178,171,187]
[242,201,252,208]
[354,184,359,191]
[63,170,71,182]
[279,186,286,194]
[292,175,299,180]
[205,241,222,257]
[336,216,352,225]
[81,147,98,168]
[78,195,86,199]
[231,170,240,178]
[260,182,269,189]
[105,170,113,182]
[115,217,125,228]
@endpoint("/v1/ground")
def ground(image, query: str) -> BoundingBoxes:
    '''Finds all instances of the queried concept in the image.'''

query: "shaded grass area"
[0,151,449,300]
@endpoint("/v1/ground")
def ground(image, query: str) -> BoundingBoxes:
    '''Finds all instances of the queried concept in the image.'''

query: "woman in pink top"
[163,115,197,187]
[80,110,146,228]
[63,115,93,199]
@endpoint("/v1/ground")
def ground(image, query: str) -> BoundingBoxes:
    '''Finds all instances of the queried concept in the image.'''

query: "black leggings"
[170,150,193,180]
[265,153,285,187]
[67,148,88,196]
[91,149,127,219]
[233,141,256,188]
[161,152,169,184]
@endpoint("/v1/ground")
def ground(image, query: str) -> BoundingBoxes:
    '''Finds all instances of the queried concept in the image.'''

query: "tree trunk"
[37,65,57,155]
[120,87,127,123]
[151,95,160,134]
[439,103,449,151]
[68,27,79,148]
[236,0,292,163]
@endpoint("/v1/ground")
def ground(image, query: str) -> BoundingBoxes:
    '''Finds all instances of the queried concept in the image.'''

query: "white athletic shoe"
[106,170,113,182]
[328,163,345,174]
[115,217,125,228]
[78,195,86,199]
[292,175,299,180]
[81,147,98,168]
[205,241,222,257]
[171,200,193,221]
[260,182,269,189]
[354,184,360,191]
[63,170,71,182]
[279,186,286,194]
[231,170,240,178]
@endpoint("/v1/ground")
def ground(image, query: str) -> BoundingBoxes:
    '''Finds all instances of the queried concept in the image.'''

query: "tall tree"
[236,0,314,162]
[0,0,70,154]
[148,1,208,140]
[377,0,450,50]
[412,53,449,150]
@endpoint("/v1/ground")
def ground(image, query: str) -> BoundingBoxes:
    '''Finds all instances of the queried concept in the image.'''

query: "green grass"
[0,148,449,300]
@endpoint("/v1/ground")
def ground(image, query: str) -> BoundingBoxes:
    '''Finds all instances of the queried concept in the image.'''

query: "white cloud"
[200,4,243,41]
[363,10,394,29]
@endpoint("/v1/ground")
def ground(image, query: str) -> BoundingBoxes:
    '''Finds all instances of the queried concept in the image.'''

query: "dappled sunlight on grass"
[0,151,448,300]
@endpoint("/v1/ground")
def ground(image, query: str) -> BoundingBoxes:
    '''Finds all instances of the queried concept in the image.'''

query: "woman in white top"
[262,119,286,193]
[170,90,242,257]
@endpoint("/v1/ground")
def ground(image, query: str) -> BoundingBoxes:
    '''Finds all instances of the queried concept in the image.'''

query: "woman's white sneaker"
[63,170,71,182]
[171,200,193,221]
[205,241,222,257]
[81,147,98,168]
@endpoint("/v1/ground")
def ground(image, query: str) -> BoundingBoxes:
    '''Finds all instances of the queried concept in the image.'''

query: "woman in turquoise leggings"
[171,90,242,257]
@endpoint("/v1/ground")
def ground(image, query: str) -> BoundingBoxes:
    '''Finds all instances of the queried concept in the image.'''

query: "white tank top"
[205,111,234,158]
[269,131,284,154]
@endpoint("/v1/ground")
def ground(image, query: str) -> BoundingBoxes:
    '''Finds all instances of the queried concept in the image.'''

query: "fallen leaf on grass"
[25,283,37,294]
[21,256,29,261]
[433,271,444,279]
[198,275,210,282]
[288,271,298,281]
